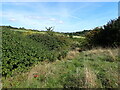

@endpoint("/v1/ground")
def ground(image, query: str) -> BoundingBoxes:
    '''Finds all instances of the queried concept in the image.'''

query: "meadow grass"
[2,47,119,88]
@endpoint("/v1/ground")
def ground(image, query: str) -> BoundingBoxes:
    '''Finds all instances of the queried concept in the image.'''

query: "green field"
[73,35,85,39]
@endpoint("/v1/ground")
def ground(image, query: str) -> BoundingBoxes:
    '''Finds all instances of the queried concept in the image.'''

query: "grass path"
[84,63,97,88]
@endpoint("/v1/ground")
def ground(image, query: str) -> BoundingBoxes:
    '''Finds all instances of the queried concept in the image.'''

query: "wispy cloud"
[59,20,63,24]
[25,16,47,20]
[1,2,117,32]
[9,18,17,22]
[24,15,64,24]
[49,18,64,24]
[49,18,56,21]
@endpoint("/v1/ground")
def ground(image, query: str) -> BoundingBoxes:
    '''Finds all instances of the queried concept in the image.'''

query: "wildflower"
[34,75,39,78]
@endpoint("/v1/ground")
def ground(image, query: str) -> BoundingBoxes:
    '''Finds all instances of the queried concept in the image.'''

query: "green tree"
[86,17,120,47]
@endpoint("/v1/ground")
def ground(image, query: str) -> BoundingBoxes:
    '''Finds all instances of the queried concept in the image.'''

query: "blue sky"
[1,2,118,32]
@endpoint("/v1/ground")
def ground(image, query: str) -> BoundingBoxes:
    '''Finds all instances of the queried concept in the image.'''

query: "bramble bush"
[28,33,71,51]
[2,26,71,77]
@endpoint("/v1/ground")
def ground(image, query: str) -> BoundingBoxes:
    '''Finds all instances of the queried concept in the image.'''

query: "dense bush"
[85,17,120,47]
[28,33,71,51]
[71,38,88,50]
[2,27,71,77]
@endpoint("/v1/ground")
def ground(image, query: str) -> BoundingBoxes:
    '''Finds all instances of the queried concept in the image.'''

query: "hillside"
[1,17,120,88]
[2,26,73,77]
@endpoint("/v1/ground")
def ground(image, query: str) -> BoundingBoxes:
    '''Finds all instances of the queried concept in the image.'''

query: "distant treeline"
[1,25,90,35]
[0,25,40,32]
[63,30,90,36]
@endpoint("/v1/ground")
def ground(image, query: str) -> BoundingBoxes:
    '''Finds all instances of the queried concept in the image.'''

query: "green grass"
[2,48,119,88]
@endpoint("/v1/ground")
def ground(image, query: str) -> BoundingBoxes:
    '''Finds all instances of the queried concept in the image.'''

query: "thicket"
[28,34,70,51]
[2,26,71,77]
[85,17,120,47]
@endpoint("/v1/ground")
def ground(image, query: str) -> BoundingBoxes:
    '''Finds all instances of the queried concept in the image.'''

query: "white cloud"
[49,18,56,21]
[69,15,81,20]
[24,15,60,23]
[59,20,63,24]
[26,15,48,20]
[49,18,64,24]
[9,18,17,22]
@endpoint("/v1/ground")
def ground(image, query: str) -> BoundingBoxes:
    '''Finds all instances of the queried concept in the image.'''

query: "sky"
[1,0,119,2]
[0,2,118,32]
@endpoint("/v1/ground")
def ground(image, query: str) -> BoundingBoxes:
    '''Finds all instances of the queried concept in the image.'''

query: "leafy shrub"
[2,26,71,77]
[28,34,71,51]
[71,38,89,50]
[85,17,120,47]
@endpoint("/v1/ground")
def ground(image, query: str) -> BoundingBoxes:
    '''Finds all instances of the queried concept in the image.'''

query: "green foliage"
[86,17,120,47]
[19,27,26,30]
[57,50,68,60]
[45,27,54,36]
[2,26,71,77]
[69,34,73,38]
[45,27,54,32]
[64,30,90,36]
[71,37,89,50]
[28,33,71,51]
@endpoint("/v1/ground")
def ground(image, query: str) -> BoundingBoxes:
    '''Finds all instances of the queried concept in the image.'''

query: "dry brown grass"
[87,47,119,54]
[66,49,79,60]
[86,47,119,61]
[84,65,97,88]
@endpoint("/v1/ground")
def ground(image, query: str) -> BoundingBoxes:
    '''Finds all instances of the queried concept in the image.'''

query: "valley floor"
[2,47,119,88]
